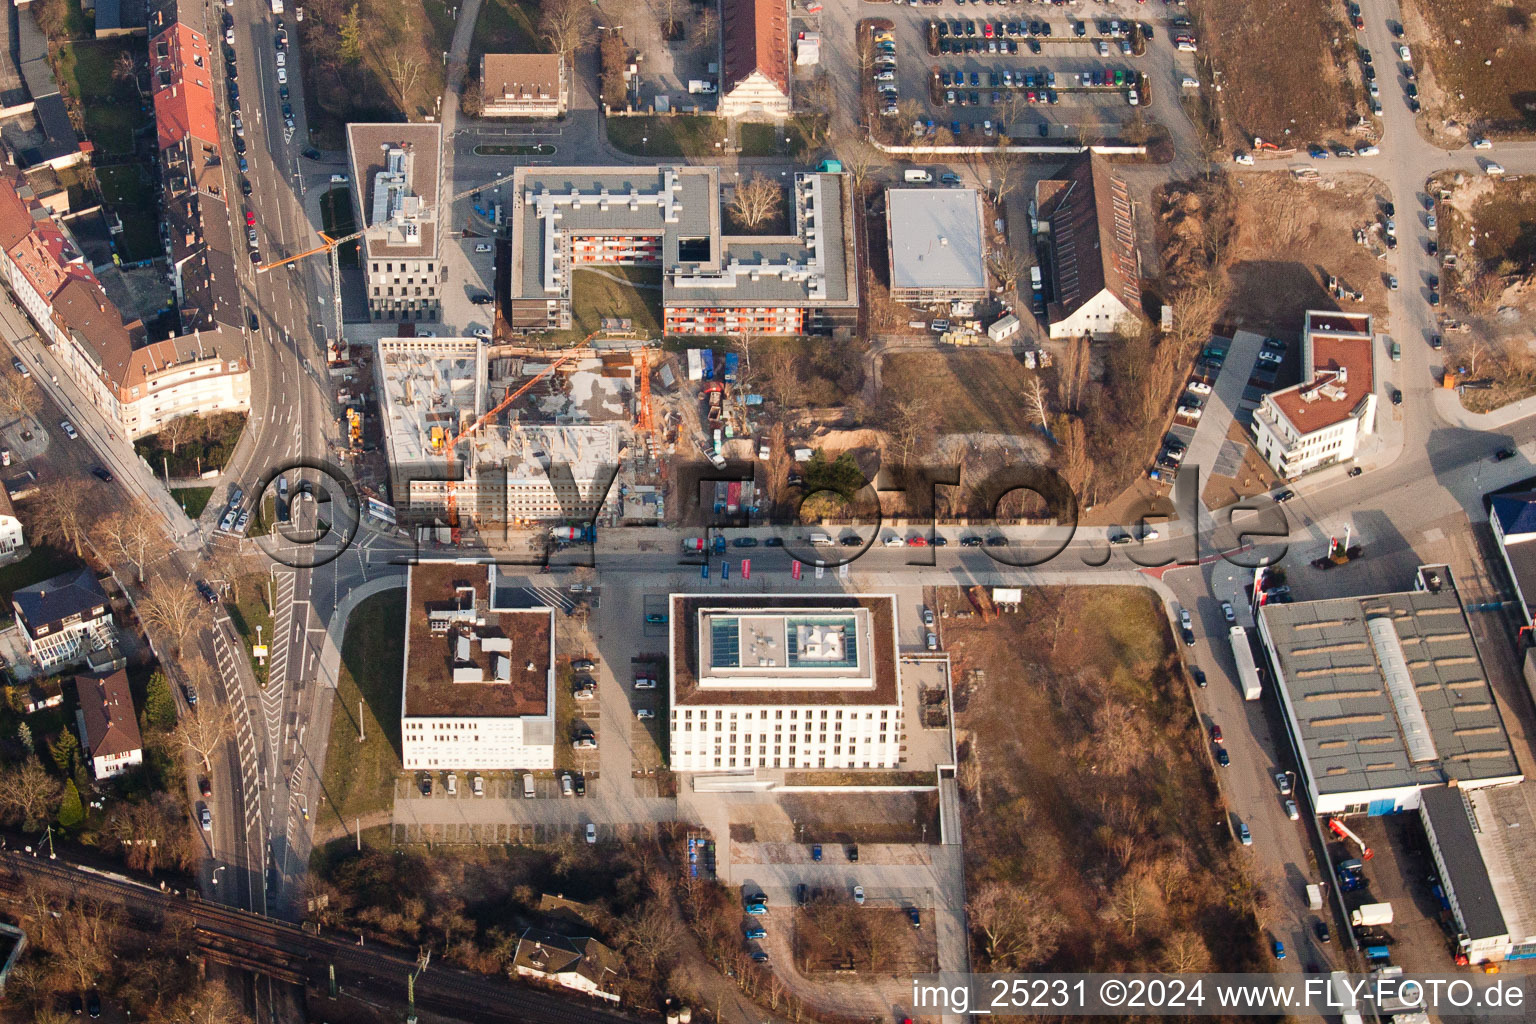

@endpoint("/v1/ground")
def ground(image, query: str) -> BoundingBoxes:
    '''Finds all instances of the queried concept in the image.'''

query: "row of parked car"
[873,27,900,117]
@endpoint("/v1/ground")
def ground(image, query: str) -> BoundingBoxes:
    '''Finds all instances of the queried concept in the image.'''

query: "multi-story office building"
[668,595,905,772]
[1252,311,1377,478]
[399,561,556,770]
[347,123,444,322]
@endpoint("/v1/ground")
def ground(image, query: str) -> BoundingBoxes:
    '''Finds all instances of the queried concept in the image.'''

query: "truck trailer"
[1351,902,1394,927]
[1229,625,1262,700]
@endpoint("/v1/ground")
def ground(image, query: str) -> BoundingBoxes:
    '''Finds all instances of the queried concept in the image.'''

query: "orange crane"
[438,336,595,540]
[632,350,654,439]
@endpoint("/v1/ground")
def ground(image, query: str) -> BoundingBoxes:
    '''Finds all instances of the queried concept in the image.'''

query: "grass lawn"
[96,164,160,262]
[1468,178,1536,274]
[319,589,406,824]
[171,486,214,518]
[537,266,662,345]
[882,351,1041,435]
[470,0,546,60]
[605,115,726,158]
[0,545,83,603]
[225,588,272,690]
[738,123,787,157]
[134,412,247,477]
[56,39,150,157]
[320,186,359,266]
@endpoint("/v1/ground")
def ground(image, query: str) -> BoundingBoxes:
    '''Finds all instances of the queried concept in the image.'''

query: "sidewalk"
[1431,386,1536,432]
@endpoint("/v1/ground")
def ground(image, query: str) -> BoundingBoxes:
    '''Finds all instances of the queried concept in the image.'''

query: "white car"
[1357,144,1380,156]
[883,535,906,547]
[1427,213,1437,231]
[1285,799,1299,821]
[1176,404,1202,421]
[235,510,251,533]
[585,823,597,844]
[472,775,484,797]
[1233,153,1254,165]
[200,807,213,831]
[874,72,895,83]
[59,419,77,439]
[1472,137,1493,149]
[1368,82,1379,98]
[1142,527,1159,541]
[225,27,235,44]
[1398,44,1411,61]
[633,678,656,690]
[1486,162,1505,176]
[925,632,938,651]
[276,67,287,84]
[275,52,286,67]
[636,709,655,720]
[853,885,865,905]
[1388,275,1399,290]
[1186,381,1212,396]
[1221,601,1235,623]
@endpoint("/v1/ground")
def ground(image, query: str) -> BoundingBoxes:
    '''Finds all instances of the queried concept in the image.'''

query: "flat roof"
[886,188,986,292]
[1422,785,1507,940]
[377,336,486,468]
[346,123,442,260]
[671,594,899,707]
[403,562,552,718]
[1268,322,1374,435]
[1261,588,1521,798]
[1467,782,1536,944]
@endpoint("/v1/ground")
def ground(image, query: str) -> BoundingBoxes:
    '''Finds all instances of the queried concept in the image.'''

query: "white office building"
[668,595,904,772]
[1252,311,1377,478]
[399,561,556,770]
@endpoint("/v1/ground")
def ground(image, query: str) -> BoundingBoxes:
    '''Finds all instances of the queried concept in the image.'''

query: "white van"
[446,772,457,796]
[809,533,834,546]
[329,173,349,184]
[903,169,933,184]
[522,773,535,798]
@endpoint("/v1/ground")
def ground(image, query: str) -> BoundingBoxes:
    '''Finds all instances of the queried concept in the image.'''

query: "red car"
[905,535,927,547]
[245,210,256,226]
[983,22,994,38]
[1211,724,1223,744]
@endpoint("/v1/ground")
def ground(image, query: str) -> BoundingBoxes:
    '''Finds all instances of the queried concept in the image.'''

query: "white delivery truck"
[1229,625,1262,700]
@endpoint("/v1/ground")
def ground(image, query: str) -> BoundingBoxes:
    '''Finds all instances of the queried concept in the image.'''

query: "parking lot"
[865,3,1199,141]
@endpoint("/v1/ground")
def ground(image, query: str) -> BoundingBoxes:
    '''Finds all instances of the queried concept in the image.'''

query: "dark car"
[1216,748,1230,767]
[732,537,758,548]
[419,775,432,796]
[199,778,212,797]
[249,250,261,264]
[1274,489,1295,502]
[91,466,112,482]
[573,773,585,796]
[240,177,253,196]
[301,147,322,160]
[1431,334,1442,350]
[1495,447,1518,461]
[70,993,83,1016]
[1181,627,1195,647]
[797,883,807,905]
[282,102,294,119]
[908,907,921,928]
[471,293,493,304]
[1427,239,1438,255]
[932,536,948,547]
[847,844,859,862]
[1391,389,1402,406]
[839,535,862,547]
[763,537,784,547]
[228,82,239,101]
[279,84,290,101]
[984,535,1007,547]
[197,580,219,604]
[1191,667,1207,688]
[1383,201,1395,217]
[233,135,246,154]
[248,311,260,331]
[1315,920,1332,943]
[960,536,982,547]
[185,685,198,706]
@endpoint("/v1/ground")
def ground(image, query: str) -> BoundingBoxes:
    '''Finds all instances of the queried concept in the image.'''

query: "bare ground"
[1404,0,1536,138]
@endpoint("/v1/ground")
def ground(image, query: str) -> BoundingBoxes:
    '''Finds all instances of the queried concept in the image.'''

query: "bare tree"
[29,484,88,556]
[1057,335,1091,411]
[1108,871,1163,940]
[54,899,119,996]
[382,53,424,105]
[967,879,1065,969]
[1026,375,1050,431]
[1160,928,1213,972]
[0,366,41,426]
[174,695,235,773]
[695,5,719,50]
[176,983,255,1024]
[989,147,1025,208]
[654,0,683,39]
[97,502,164,583]
[206,548,255,603]
[541,0,593,65]
[884,392,937,469]
[729,174,783,231]
[139,577,208,656]
[761,341,799,406]
[0,756,62,829]
[987,246,1026,291]
[732,331,760,393]
[833,138,878,199]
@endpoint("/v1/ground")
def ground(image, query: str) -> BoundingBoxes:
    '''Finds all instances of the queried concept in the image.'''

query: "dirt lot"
[943,586,1264,973]
[1190,0,1359,146]
[881,351,1043,436]
[794,902,938,974]
[1435,173,1536,411]
[1214,172,1392,331]
[1405,0,1536,137]
[776,791,941,846]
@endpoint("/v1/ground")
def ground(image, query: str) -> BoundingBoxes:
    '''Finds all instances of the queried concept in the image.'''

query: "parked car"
[1216,747,1230,767]
[586,823,597,844]
[1239,822,1252,846]
[91,467,112,483]
[59,420,78,439]
[852,885,865,905]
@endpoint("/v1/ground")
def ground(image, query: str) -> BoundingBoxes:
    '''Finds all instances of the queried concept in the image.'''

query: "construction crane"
[438,334,597,540]
[1327,818,1375,861]
[632,350,654,439]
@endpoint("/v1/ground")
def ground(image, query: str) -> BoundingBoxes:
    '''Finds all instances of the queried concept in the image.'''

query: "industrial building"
[1256,565,1521,818]
[375,336,623,526]
[506,165,857,336]
[1034,153,1141,339]
[885,188,987,306]
[1252,311,1377,478]
[480,53,568,118]
[399,561,556,771]
[347,123,444,322]
[668,594,904,772]
[1489,489,1536,629]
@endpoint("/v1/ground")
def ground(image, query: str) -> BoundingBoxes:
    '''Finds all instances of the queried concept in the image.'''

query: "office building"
[1253,311,1377,478]
[347,123,444,322]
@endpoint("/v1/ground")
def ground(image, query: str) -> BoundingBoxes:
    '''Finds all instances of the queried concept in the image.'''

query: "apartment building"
[508,166,857,336]
[1252,311,1377,478]
[1034,153,1142,339]
[481,53,568,118]
[399,561,556,771]
[11,569,119,674]
[347,123,444,322]
[74,668,143,779]
[668,595,905,772]
[0,486,26,566]
[719,0,790,120]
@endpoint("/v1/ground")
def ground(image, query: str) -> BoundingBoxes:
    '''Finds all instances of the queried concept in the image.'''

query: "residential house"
[0,483,26,565]
[74,668,144,779]
[10,569,118,674]
[512,928,620,1003]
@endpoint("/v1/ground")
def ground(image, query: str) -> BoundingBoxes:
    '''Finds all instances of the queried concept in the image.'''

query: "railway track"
[0,853,636,1024]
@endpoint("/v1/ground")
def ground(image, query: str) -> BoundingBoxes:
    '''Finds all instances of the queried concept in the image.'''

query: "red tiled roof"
[0,176,35,252]
[1269,331,1374,434]
[151,23,219,149]
[721,0,789,97]
[75,669,143,761]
